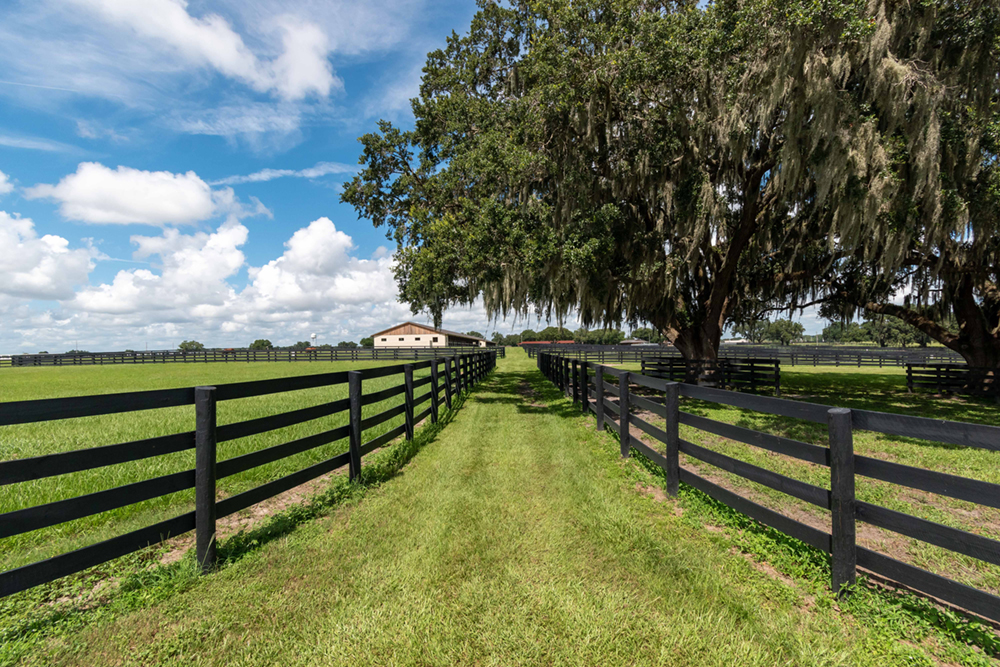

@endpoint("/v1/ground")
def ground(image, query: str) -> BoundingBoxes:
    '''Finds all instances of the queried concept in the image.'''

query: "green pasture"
[4,349,997,667]
[0,360,435,570]
[598,360,1000,596]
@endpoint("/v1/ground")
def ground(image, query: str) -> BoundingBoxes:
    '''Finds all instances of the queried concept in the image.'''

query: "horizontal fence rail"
[0,351,497,597]
[641,357,780,395]
[0,346,504,368]
[907,364,998,397]
[524,343,962,367]
[538,351,1000,623]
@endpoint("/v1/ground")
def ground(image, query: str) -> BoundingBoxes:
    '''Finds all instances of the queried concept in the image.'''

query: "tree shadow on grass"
[468,370,587,419]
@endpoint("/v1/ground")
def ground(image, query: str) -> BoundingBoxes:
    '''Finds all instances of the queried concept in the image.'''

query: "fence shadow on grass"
[536,351,1000,656]
[0,394,470,663]
[783,370,1000,424]
[628,445,1000,657]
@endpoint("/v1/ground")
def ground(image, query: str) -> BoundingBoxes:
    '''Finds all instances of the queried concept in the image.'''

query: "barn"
[371,322,496,348]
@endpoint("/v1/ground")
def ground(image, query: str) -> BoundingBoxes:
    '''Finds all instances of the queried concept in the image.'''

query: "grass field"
[2,349,997,666]
[601,360,1000,597]
[0,360,434,571]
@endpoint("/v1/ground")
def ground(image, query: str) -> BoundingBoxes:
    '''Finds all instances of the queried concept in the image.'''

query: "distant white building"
[371,322,496,348]
[619,338,650,346]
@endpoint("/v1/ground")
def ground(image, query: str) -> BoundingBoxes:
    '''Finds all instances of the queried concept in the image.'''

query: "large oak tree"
[343,0,996,366]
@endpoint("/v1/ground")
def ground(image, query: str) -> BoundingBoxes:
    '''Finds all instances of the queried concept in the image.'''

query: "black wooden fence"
[907,364,999,398]
[539,351,1000,622]
[525,344,961,367]
[1,346,504,368]
[641,357,781,395]
[0,351,497,597]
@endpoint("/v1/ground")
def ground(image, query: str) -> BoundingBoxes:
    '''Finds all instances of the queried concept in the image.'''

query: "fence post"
[195,386,218,573]
[829,407,856,595]
[348,371,362,480]
[571,359,579,404]
[664,382,680,496]
[404,364,415,440]
[595,366,605,431]
[580,362,589,414]
[430,361,440,424]
[619,372,630,458]
[444,358,454,409]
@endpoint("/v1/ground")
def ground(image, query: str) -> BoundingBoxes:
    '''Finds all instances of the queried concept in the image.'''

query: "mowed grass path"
[21,351,942,667]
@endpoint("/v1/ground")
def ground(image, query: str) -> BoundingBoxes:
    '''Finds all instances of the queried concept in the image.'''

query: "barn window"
[381,338,387,341]
[399,337,404,341]
[433,337,439,342]
[415,337,421,341]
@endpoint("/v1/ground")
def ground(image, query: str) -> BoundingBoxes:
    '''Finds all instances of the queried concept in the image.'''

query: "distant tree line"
[171,338,375,352]
[732,319,805,346]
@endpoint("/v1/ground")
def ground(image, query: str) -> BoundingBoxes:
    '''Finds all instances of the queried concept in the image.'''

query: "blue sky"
[0,0,822,354]
[0,0,525,353]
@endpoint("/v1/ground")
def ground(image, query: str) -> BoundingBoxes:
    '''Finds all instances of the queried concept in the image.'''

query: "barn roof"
[371,321,490,343]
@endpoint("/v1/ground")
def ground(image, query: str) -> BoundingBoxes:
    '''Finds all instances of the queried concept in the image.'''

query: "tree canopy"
[764,319,805,346]
[344,0,1000,367]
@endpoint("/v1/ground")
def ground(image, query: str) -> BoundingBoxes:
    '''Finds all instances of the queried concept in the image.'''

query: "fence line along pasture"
[538,351,1000,623]
[906,364,999,398]
[0,346,505,368]
[524,343,961,367]
[641,357,781,395]
[0,351,497,597]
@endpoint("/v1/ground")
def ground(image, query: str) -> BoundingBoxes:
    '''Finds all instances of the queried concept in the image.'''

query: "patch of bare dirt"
[635,482,668,502]
[517,380,546,407]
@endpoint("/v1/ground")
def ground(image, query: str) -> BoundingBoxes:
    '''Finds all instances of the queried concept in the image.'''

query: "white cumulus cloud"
[241,217,396,312]
[0,211,97,300]
[0,171,13,196]
[25,163,271,227]
[0,210,522,352]
[26,162,215,226]
[71,0,339,101]
[72,219,248,313]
